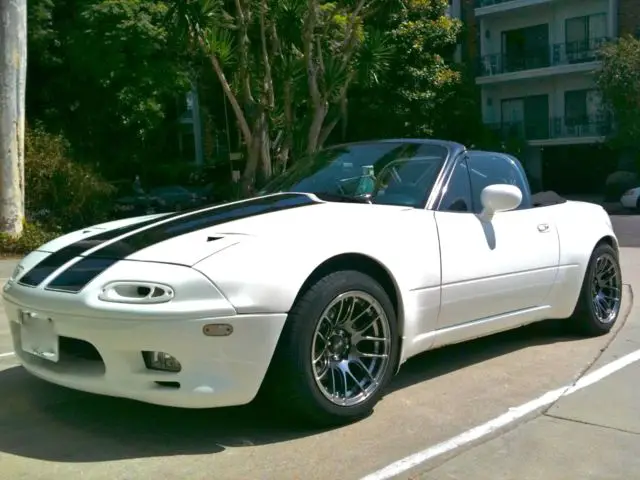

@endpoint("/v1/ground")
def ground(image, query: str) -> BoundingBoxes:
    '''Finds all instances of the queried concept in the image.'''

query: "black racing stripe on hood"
[83,193,318,260]
[45,193,320,293]
[43,258,119,293]
[18,216,168,287]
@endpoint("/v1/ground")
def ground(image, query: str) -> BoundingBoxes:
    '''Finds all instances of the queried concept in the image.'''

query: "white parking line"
[0,352,15,359]
[360,348,640,480]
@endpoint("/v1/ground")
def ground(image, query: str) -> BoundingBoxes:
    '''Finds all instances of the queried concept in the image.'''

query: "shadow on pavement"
[0,318,584,464]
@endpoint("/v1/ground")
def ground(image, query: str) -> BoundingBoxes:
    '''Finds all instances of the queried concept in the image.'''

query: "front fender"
[191,239,397,314]
[192,212,441,314]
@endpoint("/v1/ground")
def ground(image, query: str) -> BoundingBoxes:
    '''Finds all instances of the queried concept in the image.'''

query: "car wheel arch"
[290,252,405,370]
[595,234,618,254]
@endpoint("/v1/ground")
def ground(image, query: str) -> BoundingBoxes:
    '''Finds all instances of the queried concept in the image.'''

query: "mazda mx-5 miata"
[2,139,622,425]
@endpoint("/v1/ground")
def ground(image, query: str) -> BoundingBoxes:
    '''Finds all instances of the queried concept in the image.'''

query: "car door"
[434,152,560,330]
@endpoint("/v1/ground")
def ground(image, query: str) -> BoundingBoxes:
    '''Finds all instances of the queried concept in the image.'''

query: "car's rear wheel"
[570,243,622,336]
[264,270,399,426]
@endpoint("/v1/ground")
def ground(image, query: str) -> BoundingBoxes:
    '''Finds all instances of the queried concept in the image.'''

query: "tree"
[596,35,640,151]
[26,0,193,178]
[0,0,27,236]
[168,0,391,194]
[344,0,462,142]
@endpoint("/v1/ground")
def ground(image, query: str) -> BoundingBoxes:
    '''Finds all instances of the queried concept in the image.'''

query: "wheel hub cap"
[328,331,350,358]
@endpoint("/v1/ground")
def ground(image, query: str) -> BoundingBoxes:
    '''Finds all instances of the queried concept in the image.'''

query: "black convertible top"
[531,191,568,208]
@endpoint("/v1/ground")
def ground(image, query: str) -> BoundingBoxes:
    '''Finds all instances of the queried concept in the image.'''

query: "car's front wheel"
[264,270,399,426]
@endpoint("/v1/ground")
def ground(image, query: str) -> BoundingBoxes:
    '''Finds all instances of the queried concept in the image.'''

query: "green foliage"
[596,35,640,149]
[0,222,61,257]
[345,0,463,141]
[25,125,116,231]
[26,0,475,204]
[27,0,192,175]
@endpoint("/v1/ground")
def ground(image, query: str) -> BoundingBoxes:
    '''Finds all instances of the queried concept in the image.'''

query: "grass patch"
[0,223,61,257]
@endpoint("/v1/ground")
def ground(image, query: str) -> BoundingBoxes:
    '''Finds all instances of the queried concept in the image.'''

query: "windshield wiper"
[313,192,372,204]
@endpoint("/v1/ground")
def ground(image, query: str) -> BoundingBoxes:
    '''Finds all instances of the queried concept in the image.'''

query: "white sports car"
[2,139,622,425]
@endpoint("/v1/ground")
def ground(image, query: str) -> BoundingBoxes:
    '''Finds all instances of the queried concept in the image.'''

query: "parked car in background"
[620,186,640,211]
[148,185,205,211]
[114,185,209,217]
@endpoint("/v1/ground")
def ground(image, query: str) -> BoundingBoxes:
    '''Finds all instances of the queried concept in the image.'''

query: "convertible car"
[2,139,622,425]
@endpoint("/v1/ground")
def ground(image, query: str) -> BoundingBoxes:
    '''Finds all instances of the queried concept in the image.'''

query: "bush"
[26,125,116,231]
[604,170,638,202]
[0,222,61,257]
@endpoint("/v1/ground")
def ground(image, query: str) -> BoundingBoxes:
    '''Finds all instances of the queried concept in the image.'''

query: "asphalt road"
[0,214,638,480]
[610,213,640,248]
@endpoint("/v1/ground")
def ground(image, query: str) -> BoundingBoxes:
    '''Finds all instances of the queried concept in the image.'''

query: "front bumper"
[4,272,286,408]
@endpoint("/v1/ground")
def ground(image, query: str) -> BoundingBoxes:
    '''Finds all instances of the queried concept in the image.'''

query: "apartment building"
[451,0,640,193]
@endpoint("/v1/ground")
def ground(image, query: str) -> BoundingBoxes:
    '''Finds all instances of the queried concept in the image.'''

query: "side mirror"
[479,184,522,221]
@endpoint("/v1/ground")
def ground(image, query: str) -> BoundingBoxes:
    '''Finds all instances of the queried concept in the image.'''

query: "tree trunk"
[241,112,265,196]
[277,82,294,171]
[0,0,26,236]
[307,103,327,154]
[260,118,272,181]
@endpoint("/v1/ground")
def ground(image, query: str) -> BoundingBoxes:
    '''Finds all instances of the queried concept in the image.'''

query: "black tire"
[635,196,640,213]
[263,270,399,426]
[570,243,622,337]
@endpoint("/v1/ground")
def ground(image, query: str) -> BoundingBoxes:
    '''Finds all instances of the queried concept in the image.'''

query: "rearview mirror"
[479,184,522,220]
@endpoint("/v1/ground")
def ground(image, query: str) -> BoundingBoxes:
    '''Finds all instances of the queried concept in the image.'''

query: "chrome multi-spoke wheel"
[311,291,391,407]
[572,243,623,337]
[590,253,621,324]
[264,270,398,425]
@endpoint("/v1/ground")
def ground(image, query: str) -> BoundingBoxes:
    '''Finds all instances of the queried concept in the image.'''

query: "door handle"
[537,223,550,233]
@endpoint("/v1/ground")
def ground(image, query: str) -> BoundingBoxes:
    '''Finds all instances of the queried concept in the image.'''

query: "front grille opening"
[155,381,180,389]
[60,336,103,361]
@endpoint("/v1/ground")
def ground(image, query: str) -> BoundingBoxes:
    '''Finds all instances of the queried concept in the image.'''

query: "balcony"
[475,0,552,16]
[478,38,609,81]
[487,115,613,145]
[475,0,517,6]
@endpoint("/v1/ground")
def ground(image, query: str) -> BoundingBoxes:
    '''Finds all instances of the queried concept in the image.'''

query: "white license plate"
[19,311,59,362]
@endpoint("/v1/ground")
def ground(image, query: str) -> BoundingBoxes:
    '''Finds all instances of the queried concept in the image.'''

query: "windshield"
[261,141,449,208]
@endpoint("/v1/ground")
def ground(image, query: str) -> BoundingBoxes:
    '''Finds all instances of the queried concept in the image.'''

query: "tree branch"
[234,0,253,107]
[303,0,321,106]
[259,0,275,108]
[206,46,253,146]
[340,0,368,68]
[318,71,355,147]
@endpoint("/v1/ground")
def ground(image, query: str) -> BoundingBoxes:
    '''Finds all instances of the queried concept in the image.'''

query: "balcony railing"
[475,0,518,7]
[478,38,609,77]
[487,115,613,141]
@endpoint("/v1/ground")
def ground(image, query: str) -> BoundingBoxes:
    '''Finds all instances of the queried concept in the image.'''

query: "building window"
[563,89,605,136]
[501,24,550,72]
[565,13,608,62]
[500,95,550,141]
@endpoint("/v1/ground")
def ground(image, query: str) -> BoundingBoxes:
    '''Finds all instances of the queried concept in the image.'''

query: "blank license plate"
[19,311,59,362]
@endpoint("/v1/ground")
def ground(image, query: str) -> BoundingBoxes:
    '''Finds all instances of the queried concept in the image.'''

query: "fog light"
[142,351,182,372]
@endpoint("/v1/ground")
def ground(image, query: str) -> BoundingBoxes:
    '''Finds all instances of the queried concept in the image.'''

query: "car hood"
[31,193,414,266]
